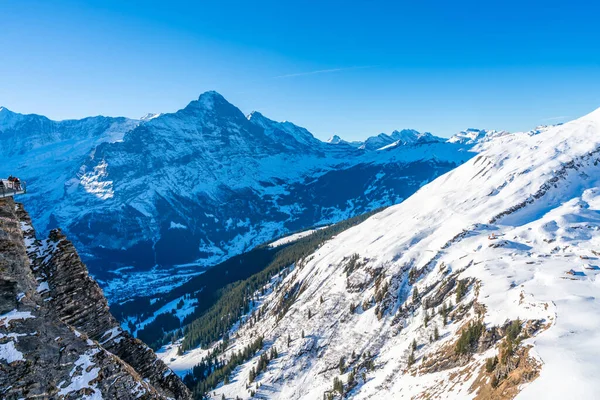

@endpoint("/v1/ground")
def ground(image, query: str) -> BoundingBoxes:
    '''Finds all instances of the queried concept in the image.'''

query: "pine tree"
[333,376,344,394]
[339,356,346,374]
[456,279,467,302]
[348,369,356,385]
[411,338,417,351]
[413,287,420,303]
[302,330,305,338]
[434,325,440,341]
[407,350,415,367]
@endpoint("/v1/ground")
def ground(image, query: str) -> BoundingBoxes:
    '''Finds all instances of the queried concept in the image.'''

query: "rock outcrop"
[0,197,191,399]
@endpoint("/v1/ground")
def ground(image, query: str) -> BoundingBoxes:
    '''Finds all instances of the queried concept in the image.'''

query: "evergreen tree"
[407,350,415,367]
[333,377,344,394]
[456,279,467,302]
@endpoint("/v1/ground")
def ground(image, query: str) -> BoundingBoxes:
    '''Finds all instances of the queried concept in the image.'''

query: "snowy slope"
[1,92,476,301]
[164,107,600,399]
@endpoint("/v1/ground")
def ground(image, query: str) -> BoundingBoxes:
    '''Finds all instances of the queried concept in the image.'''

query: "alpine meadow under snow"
[154,107,600,399]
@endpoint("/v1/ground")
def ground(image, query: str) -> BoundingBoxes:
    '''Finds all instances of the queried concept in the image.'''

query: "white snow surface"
[268,226,328,248]
[161,107,600,399]
[0,340,25,363]
[58,348,102,399]
[0,309,35,328]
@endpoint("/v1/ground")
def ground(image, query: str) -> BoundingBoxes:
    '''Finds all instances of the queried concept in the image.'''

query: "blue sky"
[2,0,600,140]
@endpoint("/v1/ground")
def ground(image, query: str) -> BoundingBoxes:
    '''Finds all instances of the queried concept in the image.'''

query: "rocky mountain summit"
[0,197,190,399]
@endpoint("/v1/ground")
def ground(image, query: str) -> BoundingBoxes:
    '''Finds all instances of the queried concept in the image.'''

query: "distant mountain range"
[0,92,490,301]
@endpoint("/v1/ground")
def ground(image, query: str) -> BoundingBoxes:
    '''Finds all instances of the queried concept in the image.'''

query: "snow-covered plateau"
[157,107,600,399]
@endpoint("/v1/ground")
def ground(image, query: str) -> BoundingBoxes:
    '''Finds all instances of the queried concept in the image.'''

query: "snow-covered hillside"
[162,107,600,399]
[0,92,476,301]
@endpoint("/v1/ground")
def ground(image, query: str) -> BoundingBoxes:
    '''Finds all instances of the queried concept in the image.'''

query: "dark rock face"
[0,197,191,399]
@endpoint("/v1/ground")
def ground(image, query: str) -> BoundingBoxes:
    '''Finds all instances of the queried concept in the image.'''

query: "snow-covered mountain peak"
[447,127,510,145]
[198,90,226,106]
[180,91,238,117]
[0,106,20,122]
[359,129,442,150]
[246,109,321,147]
[327,134,343,144]
[140,112,162,121]
[391,129,442,144]
[246,110,270,126]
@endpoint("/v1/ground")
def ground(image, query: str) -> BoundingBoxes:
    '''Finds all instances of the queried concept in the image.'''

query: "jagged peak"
[327,134,343,144]
[182,91,234,114]
[0,106,16,116]
[198,90,225,102]
[246,110,271,124]
[140,112,162,121]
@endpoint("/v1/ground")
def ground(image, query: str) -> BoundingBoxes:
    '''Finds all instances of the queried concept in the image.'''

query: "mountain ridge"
[155,107,600,399]
[0,92,482,301]
[0,197,190,399]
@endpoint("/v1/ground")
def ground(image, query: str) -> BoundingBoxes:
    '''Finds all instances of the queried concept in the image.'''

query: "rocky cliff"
[0,197,190,399]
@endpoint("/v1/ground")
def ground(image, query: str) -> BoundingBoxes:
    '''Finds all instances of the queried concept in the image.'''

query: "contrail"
[272,66,374,79]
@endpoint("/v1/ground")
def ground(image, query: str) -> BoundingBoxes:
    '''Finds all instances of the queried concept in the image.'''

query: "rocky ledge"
[0,197,191,399]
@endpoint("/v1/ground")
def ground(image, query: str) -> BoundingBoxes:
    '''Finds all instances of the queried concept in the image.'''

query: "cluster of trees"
[455,320,485,355]
[248,346,278,383]
[488,319,522,388]
[184,336,264,398]
[343,253,361,276]
[136,312,181,349]
[440,301,453,325]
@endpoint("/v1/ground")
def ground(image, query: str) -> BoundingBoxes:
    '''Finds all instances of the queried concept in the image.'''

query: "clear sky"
[2,0,600,140]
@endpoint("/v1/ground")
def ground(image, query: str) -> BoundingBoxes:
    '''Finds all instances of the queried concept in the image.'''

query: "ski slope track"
[164,108,600,399]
